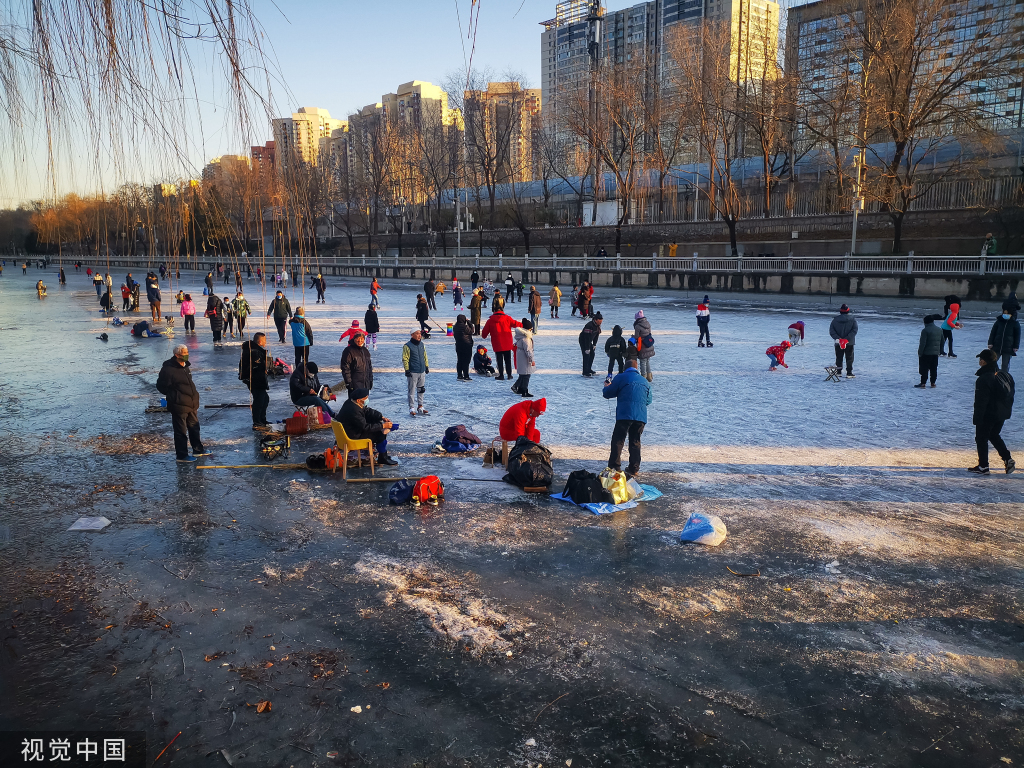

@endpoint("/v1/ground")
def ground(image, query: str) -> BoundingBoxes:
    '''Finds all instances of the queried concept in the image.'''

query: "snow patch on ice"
[354,552,523,656]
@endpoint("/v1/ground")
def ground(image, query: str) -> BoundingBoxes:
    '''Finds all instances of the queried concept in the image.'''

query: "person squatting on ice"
[403,329,430,416]
[338,388,399,466]
[766,341,792,371]
[474,345,496,376]
[696,297,712,347]
[788,321,805,346]
[829,304,858,378]
[969,348,1016,475]
[240,332,270,429]
[500,398,546,444]
[603,358,653,479]
[156,344,210,463]
[916,315,942,388]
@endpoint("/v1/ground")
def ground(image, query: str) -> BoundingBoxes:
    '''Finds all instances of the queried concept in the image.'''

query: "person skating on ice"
[696,296,712,347]
[915,315,942,388]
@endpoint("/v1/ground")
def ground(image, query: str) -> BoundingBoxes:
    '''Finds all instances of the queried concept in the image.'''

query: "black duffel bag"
[562,469,612,504]
[504,437,553,488]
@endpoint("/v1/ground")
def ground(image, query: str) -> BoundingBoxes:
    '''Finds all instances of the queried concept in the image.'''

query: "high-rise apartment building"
[786,0,1023,153]
[464,82,543,183]
[542,0,780,121]
[272,107,347,175]
[201,155,250,188]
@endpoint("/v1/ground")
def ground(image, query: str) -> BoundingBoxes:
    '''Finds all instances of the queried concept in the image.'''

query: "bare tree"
[667,21,747,255]
[563,56,651,254]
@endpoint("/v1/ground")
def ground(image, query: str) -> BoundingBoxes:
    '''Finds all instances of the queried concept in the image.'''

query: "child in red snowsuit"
[766,341,792,371]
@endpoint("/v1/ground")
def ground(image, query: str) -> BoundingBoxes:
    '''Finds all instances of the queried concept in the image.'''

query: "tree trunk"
[523,228,530,252]
[891,213,903,254]
[615,223,622,254]
[727,218,738,256]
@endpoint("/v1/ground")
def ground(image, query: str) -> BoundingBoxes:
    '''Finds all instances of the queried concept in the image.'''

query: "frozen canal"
[0,264,1021,767]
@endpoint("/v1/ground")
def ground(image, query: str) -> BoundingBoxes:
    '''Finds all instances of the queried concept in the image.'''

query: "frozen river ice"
[0,264,1021,767]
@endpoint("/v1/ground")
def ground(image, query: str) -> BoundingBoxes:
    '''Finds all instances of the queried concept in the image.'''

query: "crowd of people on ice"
[17,260,1020,477]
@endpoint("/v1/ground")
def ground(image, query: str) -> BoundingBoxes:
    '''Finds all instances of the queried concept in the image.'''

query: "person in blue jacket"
[602,358,653,478]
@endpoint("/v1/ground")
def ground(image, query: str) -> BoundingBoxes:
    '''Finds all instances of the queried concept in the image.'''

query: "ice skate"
[1006,458,1016,475]
[417,407,430,415]
[706,342,713,347]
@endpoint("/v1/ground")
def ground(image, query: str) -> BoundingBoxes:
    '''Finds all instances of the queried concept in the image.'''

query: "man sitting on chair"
[289,362,338,418]
[337,388,399,466]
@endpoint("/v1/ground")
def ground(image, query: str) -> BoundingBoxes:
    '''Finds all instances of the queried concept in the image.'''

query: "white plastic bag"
[680,513,727,546]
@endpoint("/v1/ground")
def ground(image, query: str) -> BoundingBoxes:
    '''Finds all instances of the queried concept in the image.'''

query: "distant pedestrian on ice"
[939,296,963,358]
[605,324,627,379]
[633,310,655,381]
[915,315,942,388]
[969,348,1015,475]
[988,308,1020,373]
[696,296,712,347]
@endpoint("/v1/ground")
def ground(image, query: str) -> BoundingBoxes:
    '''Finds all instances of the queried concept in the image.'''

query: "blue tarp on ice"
[551,484,663,515]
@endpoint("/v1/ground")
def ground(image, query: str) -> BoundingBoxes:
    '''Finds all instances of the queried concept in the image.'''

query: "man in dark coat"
[341,331,374,397]
[468,289,483,335]
[424,279,437,310]
[338,388,399,465]
[579,312,604,377]
[239,332,270,428]
[266,290,292,343]
[156,344,209,462]
[988,310,1021,373]
[828,304,859,378]
[915,315,943,388]
[970,348,1015,474]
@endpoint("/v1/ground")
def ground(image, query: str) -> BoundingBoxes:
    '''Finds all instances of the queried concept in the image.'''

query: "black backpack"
[505,437,554,488]
[995,370,1015,412]
[562,470,612,504]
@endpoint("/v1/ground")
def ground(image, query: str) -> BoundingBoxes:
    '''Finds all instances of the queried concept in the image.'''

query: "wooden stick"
[198,463,308,470]
[203,403,251,408]
[346,476,419,483]
[153,731,181,764]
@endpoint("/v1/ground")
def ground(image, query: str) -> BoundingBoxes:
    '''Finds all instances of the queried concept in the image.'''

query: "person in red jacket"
[499,398,546,444]
[787,321,805,346]
[481,308,523,381]
[766,340,792,371]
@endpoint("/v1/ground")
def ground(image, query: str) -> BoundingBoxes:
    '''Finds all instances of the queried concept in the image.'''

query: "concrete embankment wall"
[64,258,1021,301]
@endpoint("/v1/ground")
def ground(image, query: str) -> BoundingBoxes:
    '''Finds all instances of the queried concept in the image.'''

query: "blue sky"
[0,0,556,204]
[256,0,553,116]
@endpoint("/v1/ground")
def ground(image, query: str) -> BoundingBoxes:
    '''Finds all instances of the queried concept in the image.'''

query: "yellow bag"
[599,469,632,505]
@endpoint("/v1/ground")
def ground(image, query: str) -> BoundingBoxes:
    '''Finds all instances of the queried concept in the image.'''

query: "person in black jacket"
[341,332,374,397]
[205,294,225,347]
[453,314,474,381]
[988,310,1021,373]
[266,290,292,343]
[363,303,380,350]
[338,388,399,465]
[424,280,437,310]
[605,324,627,379]
[311,273,327,304]
[1002,291,1020,319]
[289,362,337,417]
[970,348,1015,475]
[156,345,210,462]
[579,312,603,377]
[240,332,270,428]
[415,294,432,336]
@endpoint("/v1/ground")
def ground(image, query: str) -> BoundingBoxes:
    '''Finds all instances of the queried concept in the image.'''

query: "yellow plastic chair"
[330,420,375,480]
